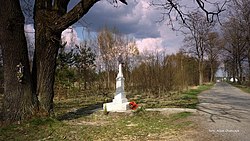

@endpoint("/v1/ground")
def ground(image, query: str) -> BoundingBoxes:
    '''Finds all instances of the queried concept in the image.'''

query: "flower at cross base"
[129,101,138,110]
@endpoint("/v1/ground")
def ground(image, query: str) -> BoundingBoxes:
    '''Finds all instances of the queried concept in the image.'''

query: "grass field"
[133,83,214,109]
[0,83,213,140]
[0,111,193,140]
[230,83,250,94]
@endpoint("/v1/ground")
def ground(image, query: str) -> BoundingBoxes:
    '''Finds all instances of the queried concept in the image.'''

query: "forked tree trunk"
[0,0,37,122]
[32,0,69,116]
[33,0,99,116]
[0,0,102,121]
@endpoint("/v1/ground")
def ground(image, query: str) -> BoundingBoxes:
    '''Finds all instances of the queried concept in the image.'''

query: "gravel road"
[196,82,250,141]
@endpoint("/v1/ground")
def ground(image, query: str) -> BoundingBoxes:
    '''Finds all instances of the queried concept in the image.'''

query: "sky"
[24,0,226,54]
[22,0,226,77]
[61,0,185,54]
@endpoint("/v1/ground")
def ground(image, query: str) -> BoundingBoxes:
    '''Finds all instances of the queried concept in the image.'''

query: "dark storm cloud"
[78,0,161,38]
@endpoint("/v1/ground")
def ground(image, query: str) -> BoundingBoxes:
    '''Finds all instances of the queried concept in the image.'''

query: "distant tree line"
[54,27,216,101]
[179,0,250,86]
[221,0,250,85]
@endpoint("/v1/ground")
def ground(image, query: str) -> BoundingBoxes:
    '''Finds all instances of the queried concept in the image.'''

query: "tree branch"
[167,0,186,24]
[53,0,100,32]
[151,0,229,25]
[195,0,228,23]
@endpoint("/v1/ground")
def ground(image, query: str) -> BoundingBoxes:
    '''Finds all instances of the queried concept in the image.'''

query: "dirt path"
[194,82,250,141]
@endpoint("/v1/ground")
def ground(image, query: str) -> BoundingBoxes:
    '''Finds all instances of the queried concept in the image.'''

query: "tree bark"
[0,0,37,122]
[34,4,61,115]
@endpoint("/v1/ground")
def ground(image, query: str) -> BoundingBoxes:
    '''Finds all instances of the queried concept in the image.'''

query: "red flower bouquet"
[129,101,138,110]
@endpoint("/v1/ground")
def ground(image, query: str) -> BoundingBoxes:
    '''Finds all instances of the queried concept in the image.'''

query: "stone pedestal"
[103,64,129,112]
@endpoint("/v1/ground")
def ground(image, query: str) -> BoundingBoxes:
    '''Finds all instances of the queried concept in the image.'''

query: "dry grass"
[0,83,214,140]
[0,111,194,141]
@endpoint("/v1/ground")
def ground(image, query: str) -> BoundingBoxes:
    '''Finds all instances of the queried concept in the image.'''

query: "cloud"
[159,24,184,54]
[61,26,80,48]
[135,33,183,54]
[24,24,35,33]
[136,38,164,53]
[24,24,35,60]
[24,24,80,48]
[82,0,161,38]
[78,0,184,54]
[24,24,35,42]
[23,24,81,59]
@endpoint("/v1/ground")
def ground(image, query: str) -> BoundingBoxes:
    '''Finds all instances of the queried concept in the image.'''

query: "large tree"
[182,11,214,85]
[0,0,127,122]
[231,0,250,84]
[33,0,128,115]
[0,0,37,122]
[222,17,247,84]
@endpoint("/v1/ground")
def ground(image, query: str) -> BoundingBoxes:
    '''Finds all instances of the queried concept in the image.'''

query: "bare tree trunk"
[233,57,237,83]
[238,62,243,84]
[0,0,37,122]
[107,70,110,89]
[210,62,214,82]
[198,60,203,85]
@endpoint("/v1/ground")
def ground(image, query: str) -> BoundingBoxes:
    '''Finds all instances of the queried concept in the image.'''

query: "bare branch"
[150,0,229,25]
[195,0,228,23]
